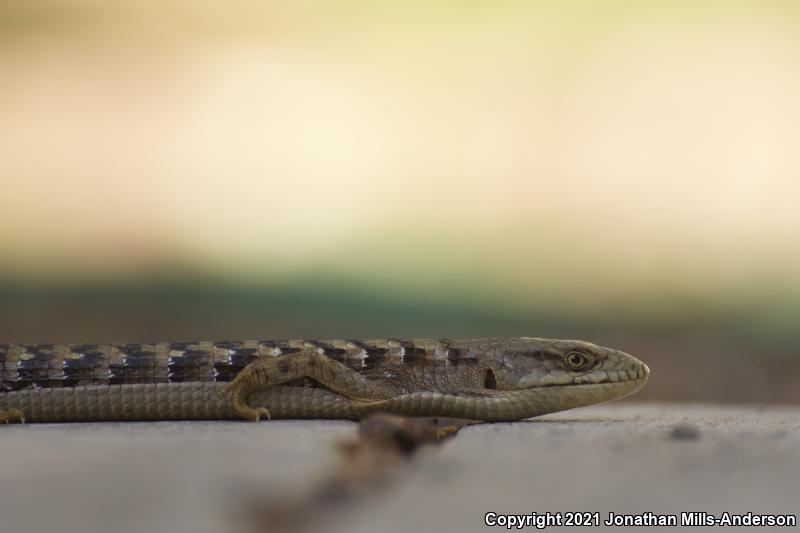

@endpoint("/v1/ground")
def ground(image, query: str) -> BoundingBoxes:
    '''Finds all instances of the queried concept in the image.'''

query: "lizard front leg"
[222,349,400,421]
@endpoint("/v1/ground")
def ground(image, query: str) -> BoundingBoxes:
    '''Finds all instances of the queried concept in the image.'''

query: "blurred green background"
[1,0,798,402]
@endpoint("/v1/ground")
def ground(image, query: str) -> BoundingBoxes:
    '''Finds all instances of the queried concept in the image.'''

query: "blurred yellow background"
[1,1,798,401]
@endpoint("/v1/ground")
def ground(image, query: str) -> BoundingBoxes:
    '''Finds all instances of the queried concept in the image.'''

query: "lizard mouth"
[563,371,649,391]
[566,363,649,386]
[514,363,650,411]
[502,373,650,418]
[443,369,650,420]
[535,370,650,404]
[519,362,650,389]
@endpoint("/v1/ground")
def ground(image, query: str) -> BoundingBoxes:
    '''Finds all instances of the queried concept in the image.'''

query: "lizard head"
[483,337,649,408]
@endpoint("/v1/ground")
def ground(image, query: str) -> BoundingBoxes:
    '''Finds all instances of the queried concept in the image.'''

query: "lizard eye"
[565,350,592,371]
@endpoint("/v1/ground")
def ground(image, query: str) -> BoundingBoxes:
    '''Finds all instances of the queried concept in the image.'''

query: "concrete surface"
[333,403,800,533]
[1,403,798,533]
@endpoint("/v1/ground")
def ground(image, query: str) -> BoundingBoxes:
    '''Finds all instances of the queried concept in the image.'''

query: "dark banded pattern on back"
[0,338,476,392]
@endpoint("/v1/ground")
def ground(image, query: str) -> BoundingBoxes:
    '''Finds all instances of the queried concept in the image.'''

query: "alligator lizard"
[0,337,649,423]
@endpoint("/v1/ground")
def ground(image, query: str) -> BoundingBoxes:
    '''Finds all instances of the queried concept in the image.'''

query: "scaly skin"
[0,337,649,423]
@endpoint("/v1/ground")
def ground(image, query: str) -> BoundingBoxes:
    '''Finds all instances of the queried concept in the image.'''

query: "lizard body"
[0,337,649,423]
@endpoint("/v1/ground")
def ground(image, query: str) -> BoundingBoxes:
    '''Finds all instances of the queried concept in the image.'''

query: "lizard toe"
[0,408,26,424]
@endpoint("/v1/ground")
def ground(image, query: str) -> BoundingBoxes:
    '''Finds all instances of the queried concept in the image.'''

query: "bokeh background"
[1,0,798,403]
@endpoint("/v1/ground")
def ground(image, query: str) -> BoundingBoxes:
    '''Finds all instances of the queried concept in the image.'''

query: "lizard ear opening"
[483,369,497,390]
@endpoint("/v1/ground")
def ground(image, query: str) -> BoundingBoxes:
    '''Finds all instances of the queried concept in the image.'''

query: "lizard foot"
[0,408,26,424]
[222,384,272,422]
[246,406,272,422]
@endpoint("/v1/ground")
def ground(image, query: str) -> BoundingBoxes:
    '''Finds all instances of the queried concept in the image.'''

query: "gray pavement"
[336,404,800,533]
[1,404,798,533]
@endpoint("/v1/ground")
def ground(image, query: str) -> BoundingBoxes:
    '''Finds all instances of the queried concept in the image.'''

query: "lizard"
[0,337,649,423]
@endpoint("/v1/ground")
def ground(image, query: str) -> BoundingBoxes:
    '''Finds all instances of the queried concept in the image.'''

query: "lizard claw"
[251,407,272,422]
[0,408,26,424]
[225,386,272,422]
[237,405,271,422]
